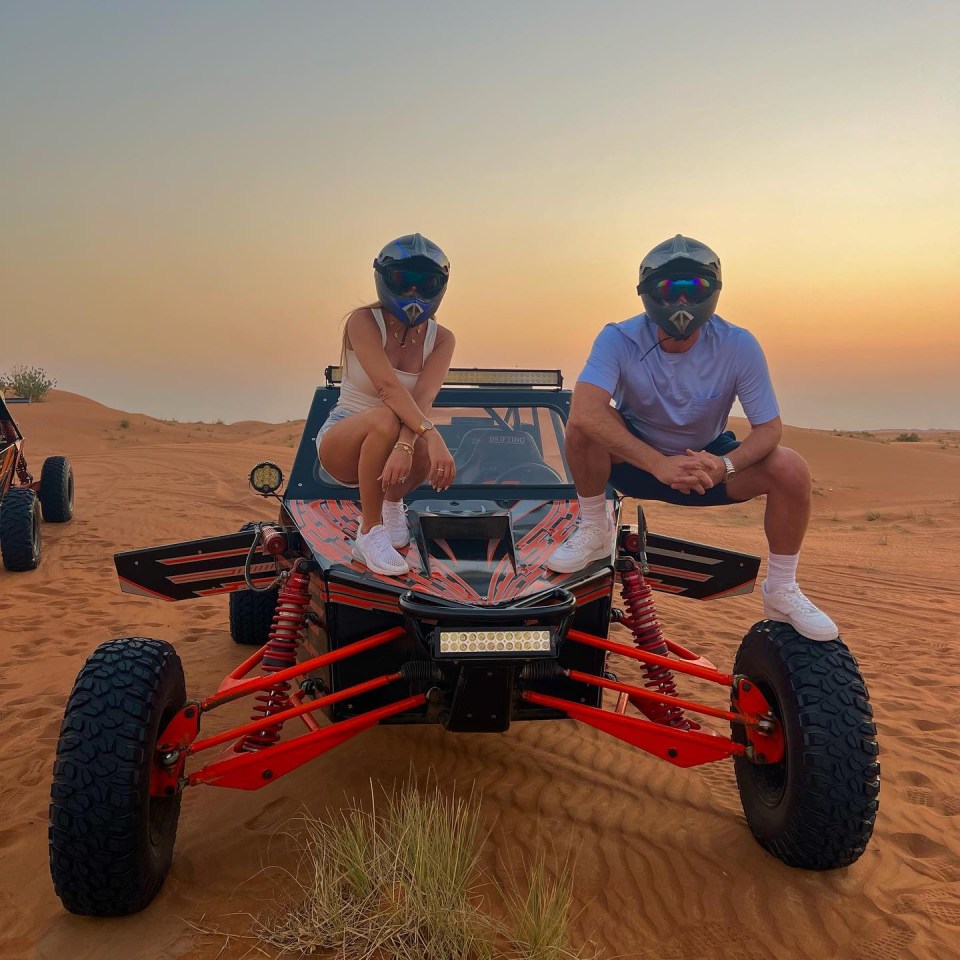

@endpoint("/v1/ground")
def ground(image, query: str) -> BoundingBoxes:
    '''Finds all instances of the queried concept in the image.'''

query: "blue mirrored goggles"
[377,265,448,297]
[642,276,720,304]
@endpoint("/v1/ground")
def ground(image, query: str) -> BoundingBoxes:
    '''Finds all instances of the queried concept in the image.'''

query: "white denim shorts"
[316,405,360,488]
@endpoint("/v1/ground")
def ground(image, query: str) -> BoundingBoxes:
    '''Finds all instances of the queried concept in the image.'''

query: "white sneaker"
[352,524,410,576]
[546,522,611,574]
[381,500,410,549]
[762,581,839,642]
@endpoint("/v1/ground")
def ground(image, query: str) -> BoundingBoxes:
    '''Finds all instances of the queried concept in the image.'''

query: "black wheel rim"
[147,700,179,848]
[32,504,41,564]
[749,677,788,806]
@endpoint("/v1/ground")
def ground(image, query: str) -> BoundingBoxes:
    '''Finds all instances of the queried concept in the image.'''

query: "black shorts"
[609,424,742,507]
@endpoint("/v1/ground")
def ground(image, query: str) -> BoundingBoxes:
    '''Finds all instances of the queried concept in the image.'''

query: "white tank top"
[338,308,438,413]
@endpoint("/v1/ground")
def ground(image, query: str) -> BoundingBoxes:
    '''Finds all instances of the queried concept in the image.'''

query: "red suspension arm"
[201,626,405,710]
[568,628,734,686]
[523,689,745,767]
[188,694,427,790]
[188,673,402,756]
[565,669,746,726]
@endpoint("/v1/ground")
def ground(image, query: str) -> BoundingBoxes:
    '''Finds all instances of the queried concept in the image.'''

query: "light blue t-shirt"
[578,314,780,456]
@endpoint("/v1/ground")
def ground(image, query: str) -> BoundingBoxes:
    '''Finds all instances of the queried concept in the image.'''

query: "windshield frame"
[286,385,578,504]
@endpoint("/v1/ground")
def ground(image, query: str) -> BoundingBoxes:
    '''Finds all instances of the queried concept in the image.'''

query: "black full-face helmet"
[637,235,723,340]
[373,233,450,327]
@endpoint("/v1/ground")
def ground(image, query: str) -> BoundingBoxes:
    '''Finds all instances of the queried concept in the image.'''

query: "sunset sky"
[3,2,958,428]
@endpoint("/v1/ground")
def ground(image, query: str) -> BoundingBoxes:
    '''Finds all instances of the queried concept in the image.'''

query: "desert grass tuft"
[503,851,587,960]
[256,784,581,960]
[254,780,590,960]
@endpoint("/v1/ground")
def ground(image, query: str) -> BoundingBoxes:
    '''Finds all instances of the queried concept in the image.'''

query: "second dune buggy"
[0,394,74,571]
[49,368,879,916]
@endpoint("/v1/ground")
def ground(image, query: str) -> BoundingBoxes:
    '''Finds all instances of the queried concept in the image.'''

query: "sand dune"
[2,390,959,959]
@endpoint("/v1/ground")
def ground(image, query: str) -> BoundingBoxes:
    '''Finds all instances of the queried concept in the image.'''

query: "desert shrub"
[256,780,589,960]
[119,419,130,429]
[2,365,57,402]
[895,432,920,442]
[865,510,881,521]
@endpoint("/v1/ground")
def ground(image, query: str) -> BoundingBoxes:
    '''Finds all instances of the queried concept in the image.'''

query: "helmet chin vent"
[403,303,425,324]
[670,310,695,334]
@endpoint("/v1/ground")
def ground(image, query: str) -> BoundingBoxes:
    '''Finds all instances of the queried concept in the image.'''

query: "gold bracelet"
[394,441,414,456]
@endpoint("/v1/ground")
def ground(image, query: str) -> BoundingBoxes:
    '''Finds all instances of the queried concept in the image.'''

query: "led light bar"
[437,629,553,656]
[325,366,562,388]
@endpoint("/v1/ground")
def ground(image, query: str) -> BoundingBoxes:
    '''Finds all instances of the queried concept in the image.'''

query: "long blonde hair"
[340,301,383,373]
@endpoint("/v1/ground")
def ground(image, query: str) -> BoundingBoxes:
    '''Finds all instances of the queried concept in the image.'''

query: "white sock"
[766,552,799,591]
[578,493,610,531]
[382,499,405,522]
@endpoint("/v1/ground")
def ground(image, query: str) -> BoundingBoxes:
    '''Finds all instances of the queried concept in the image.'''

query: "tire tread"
[733,620,880,870]
[229,587,278,645]
[49,637,184,915]
[39,455,74,523]
[0,487,41,570]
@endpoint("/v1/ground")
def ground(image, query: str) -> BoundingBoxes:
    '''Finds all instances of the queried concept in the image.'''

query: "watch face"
[421,419,434,432]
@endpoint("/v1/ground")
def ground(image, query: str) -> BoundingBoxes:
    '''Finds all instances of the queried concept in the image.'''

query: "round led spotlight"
[249,461,284,495]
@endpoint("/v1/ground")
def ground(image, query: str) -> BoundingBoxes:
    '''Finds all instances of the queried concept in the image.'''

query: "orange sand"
[2,391,959,959]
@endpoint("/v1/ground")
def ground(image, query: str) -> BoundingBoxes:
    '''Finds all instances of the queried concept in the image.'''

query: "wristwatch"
[416,418,435,437]
[720,455,736,483]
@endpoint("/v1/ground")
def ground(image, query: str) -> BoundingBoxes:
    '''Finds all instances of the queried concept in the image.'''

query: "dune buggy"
[0,394,74,571]
[49,368,879,916]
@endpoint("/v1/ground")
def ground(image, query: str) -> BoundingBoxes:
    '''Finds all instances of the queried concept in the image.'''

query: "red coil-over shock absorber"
[619,561,695,730]
[237,565,311,752]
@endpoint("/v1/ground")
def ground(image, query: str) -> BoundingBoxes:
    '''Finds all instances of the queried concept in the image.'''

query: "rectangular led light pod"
[436,629,554,657]
[326,366,562,388]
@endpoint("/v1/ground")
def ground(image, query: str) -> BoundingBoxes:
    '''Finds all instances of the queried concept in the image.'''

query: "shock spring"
[237,567,311,751]
[619,563,695,730]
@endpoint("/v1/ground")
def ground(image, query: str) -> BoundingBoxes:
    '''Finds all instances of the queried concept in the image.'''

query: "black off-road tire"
[0,487,42,571]
[229,521,278,645]
[39,455,74,522]
[229,586,279,645]
[49,638,186,915]
[731,620,879,870]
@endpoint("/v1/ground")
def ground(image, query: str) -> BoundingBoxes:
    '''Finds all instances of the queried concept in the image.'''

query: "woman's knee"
[366,405,402,440]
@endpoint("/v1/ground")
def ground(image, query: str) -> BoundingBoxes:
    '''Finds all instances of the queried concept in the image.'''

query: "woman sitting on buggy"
[317,233,457,576]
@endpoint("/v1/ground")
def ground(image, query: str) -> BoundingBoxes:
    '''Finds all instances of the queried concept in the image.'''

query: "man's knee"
[766,446,811,495]
[564,420,596,458]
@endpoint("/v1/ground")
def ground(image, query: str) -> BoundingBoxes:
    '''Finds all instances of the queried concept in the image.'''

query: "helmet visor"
[376,265,448,298]
[644,276,720,305]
